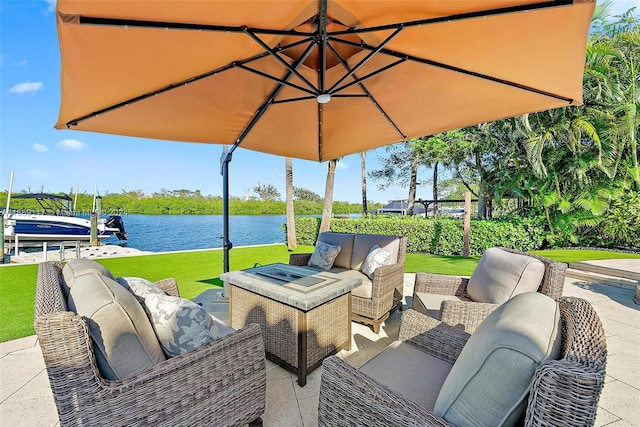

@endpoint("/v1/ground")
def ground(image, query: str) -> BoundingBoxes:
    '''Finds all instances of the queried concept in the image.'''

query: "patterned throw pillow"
[143,293,231,357]
[117,276,165,303]
[362,244,392,279]
[308,241,342,271]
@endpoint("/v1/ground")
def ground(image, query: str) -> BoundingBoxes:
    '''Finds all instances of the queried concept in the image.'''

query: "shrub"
[294,216,545,255]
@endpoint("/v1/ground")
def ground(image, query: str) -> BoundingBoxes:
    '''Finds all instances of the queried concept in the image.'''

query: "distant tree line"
[0,190,380,216]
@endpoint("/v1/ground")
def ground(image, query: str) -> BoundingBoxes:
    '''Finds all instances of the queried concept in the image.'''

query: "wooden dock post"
[91,214,98,246]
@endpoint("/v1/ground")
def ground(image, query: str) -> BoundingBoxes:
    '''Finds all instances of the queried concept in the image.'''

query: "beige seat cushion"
[434,292,562,426]
[360,341,454,411]
[413,293,471,318]
[351,235,400,270]
[68,272,166,380]
[467,248,545,304]
[317,232,355,269]
[62,258,115,297]
[330,269,372,299]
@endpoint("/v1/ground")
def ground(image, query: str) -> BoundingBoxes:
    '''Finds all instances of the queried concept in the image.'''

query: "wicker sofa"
[318,295,607,427]
[34,260,266,427]
[290,232,407,333]
[413,247,568,333]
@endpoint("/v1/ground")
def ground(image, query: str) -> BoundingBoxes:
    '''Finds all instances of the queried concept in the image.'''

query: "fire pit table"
[221,263,361,386]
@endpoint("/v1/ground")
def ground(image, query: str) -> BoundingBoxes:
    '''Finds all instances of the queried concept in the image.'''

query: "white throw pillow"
[362,244,391,279]
[308,241,342,271]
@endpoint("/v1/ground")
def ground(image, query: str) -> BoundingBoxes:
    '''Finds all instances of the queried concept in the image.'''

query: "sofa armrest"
[35,312,266,426]
[318,356,453,427]
[154,278,180,297]
[398,309,470,364]
[289,253,312,266]
[370,262,405,298]
[414,272,469,296]
[439,300,500,334]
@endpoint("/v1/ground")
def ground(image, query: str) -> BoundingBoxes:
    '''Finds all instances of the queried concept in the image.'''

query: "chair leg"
[372,320,381,334]
[249,417,263,427]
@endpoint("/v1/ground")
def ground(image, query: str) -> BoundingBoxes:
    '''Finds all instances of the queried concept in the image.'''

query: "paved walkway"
[1,265,638,426]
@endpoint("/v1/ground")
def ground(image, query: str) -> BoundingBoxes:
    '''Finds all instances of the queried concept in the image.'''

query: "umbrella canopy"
[55,0,595,162]
[54,0,595,271]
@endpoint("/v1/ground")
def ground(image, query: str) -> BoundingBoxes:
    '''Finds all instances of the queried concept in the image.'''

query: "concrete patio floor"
[1,268,638,426]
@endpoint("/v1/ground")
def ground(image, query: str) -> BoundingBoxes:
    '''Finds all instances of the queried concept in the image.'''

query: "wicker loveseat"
[34,260,266,427]
[290,232,407,333]
[318,295,607,427]
[413,247,568,333]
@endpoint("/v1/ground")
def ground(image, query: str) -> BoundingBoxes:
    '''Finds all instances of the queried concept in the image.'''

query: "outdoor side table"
[221,263,361,386]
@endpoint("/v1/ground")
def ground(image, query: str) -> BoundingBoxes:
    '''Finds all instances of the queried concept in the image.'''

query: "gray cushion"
[308,241,342,271]
[467,248,545,304]
[360,341,454,411]
[434,292,562,426]
[351,235,399,270]
[317,232,355,269]
[413,293,471,318]
[68,272,166,381]
[62,258,115,297]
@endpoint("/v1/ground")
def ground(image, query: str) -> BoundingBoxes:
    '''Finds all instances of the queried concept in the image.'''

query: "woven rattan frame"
[290,235,408,333]
[34,261,266,427]
[414,247,568,332]
[318,297,607,427]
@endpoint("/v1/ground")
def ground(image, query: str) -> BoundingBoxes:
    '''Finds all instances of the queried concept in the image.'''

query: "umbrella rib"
[325,42,406,141]
[76,15,314,37]
[332,38,575,104]
[244,27,318,93]
[63,37,317,128]
[328,27,402,94]
[318,0,328,94]
[272,94,369,104]
[328,0,573,36]
[332,58,406,94]
[230,37,318,152]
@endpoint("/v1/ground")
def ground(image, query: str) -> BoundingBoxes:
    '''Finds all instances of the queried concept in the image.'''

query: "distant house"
[375,199,426,216]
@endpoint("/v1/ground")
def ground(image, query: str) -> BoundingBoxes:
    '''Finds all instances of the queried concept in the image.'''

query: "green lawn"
[1,245,638,343]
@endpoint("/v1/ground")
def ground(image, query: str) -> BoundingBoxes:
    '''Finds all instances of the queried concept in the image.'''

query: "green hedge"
[293,216,545,256]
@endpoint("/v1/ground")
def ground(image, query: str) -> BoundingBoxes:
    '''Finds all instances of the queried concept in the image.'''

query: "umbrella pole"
[221,147,233,273]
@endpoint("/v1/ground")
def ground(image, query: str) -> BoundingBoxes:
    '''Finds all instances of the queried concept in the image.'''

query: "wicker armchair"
[34,261,266,427]
[318,297,607,427]
[290,234,407,333]
[413,247,567,333]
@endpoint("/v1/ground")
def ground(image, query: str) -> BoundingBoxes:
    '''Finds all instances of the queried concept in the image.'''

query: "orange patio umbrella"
[54,0,595,271]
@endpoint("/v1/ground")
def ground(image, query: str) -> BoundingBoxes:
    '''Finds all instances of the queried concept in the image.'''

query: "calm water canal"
[108,215,289,253]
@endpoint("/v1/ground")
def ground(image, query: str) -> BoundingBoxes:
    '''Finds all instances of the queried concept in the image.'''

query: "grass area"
[1,245,638,343]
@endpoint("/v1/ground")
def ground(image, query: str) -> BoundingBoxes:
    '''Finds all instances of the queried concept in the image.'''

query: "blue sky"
[1,0,638,204]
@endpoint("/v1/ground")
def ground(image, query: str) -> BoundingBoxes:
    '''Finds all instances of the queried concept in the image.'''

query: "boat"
[3,193,127,247]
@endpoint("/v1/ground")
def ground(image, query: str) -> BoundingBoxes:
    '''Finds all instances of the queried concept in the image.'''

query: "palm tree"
[360,151,368,215]
[285,157,297,250]
[319,159,337,233]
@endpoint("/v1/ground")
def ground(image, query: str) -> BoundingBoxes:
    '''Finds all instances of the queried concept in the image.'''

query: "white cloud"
[9,81,43,94]
[57,139,87,151]
[32,143,48,153]
[44,0,56,12]
[336,161,348,169]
